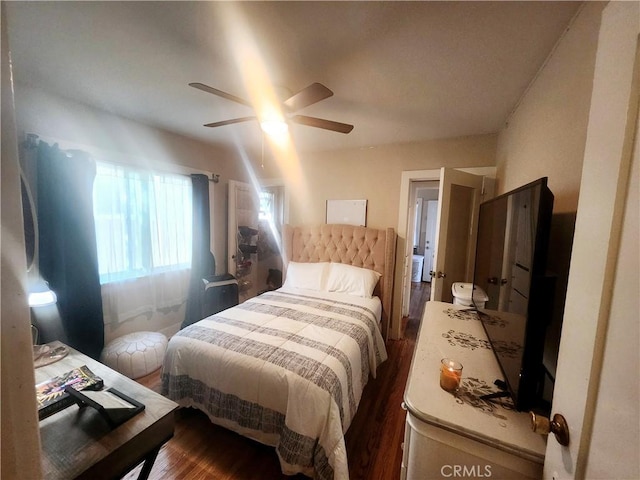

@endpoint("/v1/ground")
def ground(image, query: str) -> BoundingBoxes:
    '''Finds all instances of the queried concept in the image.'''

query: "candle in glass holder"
[440,358,463,392]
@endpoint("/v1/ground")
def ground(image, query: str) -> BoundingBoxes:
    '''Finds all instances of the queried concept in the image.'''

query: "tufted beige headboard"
[282,224,396,340]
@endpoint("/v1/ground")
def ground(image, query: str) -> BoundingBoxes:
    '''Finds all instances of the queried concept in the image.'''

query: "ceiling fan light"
[260,120,288,136]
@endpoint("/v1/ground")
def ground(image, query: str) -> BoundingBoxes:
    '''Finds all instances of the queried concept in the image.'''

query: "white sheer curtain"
[93,162,192,325]
[100,270,190,325]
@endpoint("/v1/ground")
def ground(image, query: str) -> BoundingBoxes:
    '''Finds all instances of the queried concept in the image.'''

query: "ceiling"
[5,1,582,155]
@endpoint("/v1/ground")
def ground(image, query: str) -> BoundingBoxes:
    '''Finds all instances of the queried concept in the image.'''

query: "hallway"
[405,280,431,339]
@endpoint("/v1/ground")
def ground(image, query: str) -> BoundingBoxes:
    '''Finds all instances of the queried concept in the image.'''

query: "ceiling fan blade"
[204,116,256,128]
[283,83,333,112]
[291,115,354,134]
[189,82,252,107]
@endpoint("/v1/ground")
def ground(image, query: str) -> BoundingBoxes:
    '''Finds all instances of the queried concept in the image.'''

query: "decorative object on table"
[36,365,103,420]
[64,386,145,429]
[33,343,69,368]
[100,331,167,379]
[440,358,463,392]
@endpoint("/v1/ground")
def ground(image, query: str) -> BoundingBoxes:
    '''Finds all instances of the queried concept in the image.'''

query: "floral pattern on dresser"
[442,330,492,350]
[443,307,508,329]
[454,377,515,419]
[444,308,479,322]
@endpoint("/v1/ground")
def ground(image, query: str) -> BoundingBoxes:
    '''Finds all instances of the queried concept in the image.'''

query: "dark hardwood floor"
[124,282,431,480]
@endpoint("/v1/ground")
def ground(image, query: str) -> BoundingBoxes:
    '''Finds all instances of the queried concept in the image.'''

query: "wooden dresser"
[401,302,547,480]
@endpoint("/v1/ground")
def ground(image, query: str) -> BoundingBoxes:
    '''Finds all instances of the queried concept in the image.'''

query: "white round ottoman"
[100,331,168,379]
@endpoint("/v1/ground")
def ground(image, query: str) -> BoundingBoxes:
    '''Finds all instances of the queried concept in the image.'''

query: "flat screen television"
[472,177,554,411]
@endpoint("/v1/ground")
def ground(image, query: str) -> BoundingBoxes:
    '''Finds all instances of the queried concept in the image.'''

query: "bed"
[161,224,396,479]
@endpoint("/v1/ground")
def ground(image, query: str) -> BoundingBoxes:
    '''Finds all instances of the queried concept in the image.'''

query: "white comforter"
[161,287,387,479]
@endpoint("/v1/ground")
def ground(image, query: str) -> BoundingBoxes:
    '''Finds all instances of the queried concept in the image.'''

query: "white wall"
[495,1,605,377]
[496,1,604,213]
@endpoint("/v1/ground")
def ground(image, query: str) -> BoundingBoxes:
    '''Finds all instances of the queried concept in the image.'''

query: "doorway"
[394,167,496,340]
[409,182,439,286]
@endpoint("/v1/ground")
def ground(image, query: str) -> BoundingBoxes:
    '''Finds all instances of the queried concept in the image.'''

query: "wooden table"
[35,342,178,480]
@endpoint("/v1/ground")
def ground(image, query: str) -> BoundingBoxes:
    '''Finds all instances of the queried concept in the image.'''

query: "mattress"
[161,287,387,479]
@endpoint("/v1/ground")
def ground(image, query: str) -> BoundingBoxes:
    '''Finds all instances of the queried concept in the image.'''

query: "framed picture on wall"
[326,199,367,226]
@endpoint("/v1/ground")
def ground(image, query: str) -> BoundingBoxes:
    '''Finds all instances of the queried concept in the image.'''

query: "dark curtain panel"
[37,143,104,359]
[183,174,215,328]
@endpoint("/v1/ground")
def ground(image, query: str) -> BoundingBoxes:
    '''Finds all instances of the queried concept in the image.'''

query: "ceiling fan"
[189,82,354,134]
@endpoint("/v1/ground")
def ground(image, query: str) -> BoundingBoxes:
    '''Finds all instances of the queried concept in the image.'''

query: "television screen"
[473,177,554,411]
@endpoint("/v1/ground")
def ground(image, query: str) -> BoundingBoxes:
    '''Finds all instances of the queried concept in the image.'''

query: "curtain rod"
[23,132,220,183]
[188,173,219,183]
[178,172,219,183]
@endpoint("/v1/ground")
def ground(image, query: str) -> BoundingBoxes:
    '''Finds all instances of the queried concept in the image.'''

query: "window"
[93,162,192,284]
[259,190,275,221]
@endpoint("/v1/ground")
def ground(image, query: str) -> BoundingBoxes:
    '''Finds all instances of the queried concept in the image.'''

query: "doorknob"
[429,270,436,278]
[530,412,570,446]
[436,271,446,278]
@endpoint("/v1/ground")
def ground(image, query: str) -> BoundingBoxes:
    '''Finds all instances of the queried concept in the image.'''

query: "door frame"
[393,166,496,339]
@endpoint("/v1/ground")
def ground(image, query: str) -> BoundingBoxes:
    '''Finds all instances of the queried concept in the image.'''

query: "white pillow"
[283,262,329,291]
[325,263,382,298]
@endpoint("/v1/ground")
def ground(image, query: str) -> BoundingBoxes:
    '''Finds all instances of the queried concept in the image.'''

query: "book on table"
[36,365,104,420]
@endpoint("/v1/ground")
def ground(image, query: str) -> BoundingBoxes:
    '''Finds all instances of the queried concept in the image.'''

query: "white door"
[422,200,438,282]
[543,3,638,478]
[430,168,484,302]
[228,180,260,303]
